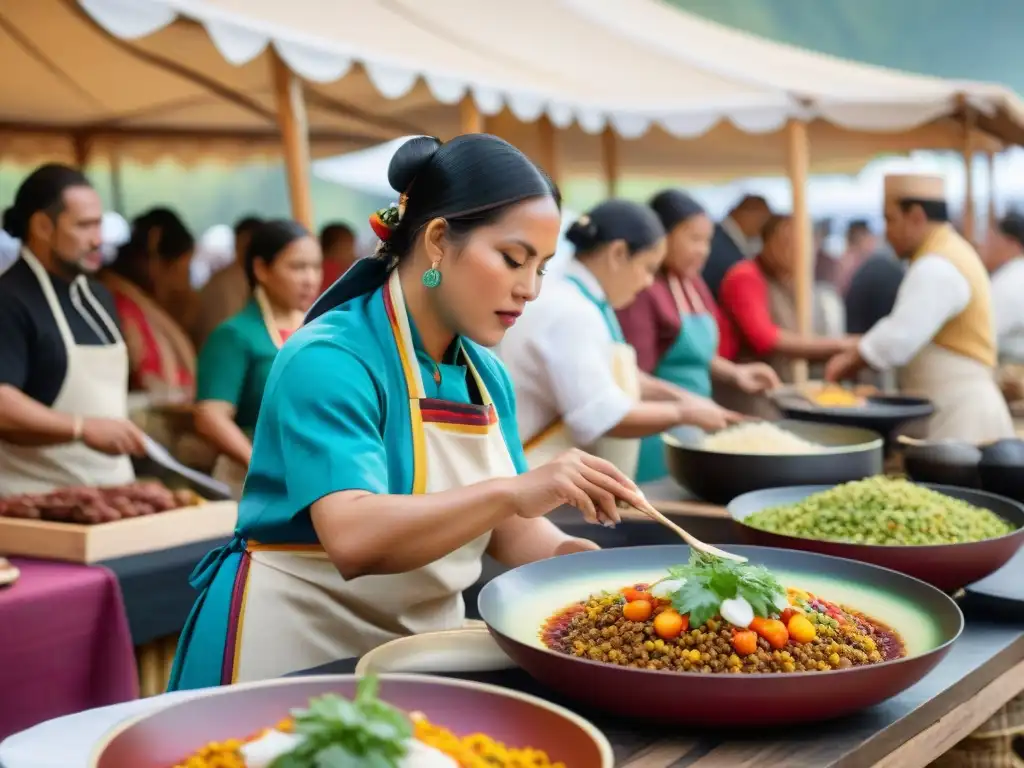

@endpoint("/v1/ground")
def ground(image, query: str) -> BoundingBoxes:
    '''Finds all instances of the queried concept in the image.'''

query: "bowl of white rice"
[661,420,883,504]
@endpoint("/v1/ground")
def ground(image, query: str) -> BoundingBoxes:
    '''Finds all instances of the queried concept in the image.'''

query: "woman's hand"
[675,400,745,432]
[512,449,644,527]
[733,362,781,394]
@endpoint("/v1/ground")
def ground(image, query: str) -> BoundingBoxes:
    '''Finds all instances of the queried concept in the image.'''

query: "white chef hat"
[100,212,130,265]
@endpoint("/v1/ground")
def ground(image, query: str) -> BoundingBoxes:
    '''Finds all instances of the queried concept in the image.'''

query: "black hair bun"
[564,214,599,249]
[388,136,443,195]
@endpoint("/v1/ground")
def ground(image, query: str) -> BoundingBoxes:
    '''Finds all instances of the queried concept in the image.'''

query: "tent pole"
[601,127,619,197]
[110,150,125,215]
[961,111,976,244]
[271,51,314,231]
[460,96,483,134]
[537,115,561,187]
[986,151,998,229]
[72,134,92,170]
[785,118,811,386]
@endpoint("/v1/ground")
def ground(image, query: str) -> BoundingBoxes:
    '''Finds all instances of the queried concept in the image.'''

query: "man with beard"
[0,164,146,494]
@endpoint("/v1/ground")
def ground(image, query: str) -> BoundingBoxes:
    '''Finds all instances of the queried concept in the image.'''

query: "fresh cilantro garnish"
[667,552,786,627]
[269,676,412,768]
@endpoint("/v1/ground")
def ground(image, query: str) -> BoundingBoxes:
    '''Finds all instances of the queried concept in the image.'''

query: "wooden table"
[300,614,1024,768]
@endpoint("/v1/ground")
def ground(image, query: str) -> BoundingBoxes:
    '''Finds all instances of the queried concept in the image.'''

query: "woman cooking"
[169,135,643,690]
[193,220,323,496]
[500,199,743,481]
[617,190,780,482]
[716,215,858,417]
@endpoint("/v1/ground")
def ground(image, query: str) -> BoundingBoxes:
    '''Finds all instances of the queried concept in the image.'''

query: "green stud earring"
[422,260,442,288]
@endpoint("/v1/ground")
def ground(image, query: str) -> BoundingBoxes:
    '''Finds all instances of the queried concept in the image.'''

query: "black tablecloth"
[98,537,230,646]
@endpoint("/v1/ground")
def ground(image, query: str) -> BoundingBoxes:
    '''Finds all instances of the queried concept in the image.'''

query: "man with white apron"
[825,174,1013,443]
[0,165,144,494]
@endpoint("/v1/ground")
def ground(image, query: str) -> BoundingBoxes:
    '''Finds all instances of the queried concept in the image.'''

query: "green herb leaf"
[664,551,787,627]
[671,578,719,628]
[268,676,413,768]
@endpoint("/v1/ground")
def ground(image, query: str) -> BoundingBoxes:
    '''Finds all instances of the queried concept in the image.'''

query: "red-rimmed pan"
[728,484,1024,592]
[478,545,962,726]
[90,674,613,768]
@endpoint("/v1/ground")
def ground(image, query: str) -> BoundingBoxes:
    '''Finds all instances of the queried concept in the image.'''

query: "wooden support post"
[786,119,812,385]
[110,150,125,214]
[987,151,998,229]
[601,126,619,198]
[537,115,561,187]
[72,134,92,170]
[271,50,314,231]
[459,95,483,135]
[962,112,976,244]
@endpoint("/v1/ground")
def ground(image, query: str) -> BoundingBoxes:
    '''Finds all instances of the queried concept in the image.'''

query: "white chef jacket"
[859,254,978,370]
[497,259,633,446]
[990,256,1024,362]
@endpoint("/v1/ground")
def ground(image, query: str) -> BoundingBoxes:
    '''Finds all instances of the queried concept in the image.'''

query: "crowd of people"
[0,138,1022,680]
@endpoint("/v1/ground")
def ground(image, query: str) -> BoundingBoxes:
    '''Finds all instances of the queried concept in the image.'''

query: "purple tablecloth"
[0,559,138,740]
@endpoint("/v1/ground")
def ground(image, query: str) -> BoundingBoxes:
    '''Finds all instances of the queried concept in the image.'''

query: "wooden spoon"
[624,494,747,563]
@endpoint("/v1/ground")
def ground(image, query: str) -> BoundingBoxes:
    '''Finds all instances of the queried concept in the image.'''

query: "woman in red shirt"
[716,215,856,415]
[617,190,778,481]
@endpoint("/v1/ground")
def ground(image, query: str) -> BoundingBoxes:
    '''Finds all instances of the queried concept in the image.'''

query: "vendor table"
[0,559,137,741]
[295,617,1024,768]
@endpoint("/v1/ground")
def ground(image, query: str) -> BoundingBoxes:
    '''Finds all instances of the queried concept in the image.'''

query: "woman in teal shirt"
[618,191,779,481]
[193,220,322,495]
[169,135,642,691]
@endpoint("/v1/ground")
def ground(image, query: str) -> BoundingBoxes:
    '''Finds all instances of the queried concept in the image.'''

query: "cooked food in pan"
[172,676,563,768]
[541,552,905,674]
[800,383,876,408]
[701,422,827,455]
[744,476,1016,545]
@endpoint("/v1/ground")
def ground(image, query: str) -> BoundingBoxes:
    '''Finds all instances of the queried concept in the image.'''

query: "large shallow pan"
[729,484,1024,592]
[663,420,883,504]
[772,390,934,442]
[91,674,613,768]
[478,545,962,726]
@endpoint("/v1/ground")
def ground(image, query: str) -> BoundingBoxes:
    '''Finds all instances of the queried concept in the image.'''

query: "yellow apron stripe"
[523,418,564,452]
[230,569,252,684]
[410,400,428,494]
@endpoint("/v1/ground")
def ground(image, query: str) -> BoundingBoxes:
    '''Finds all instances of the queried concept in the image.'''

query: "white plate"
[356,628,515,676]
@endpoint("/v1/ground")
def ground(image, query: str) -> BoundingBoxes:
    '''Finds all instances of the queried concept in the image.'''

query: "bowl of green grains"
[727,476,1024,592]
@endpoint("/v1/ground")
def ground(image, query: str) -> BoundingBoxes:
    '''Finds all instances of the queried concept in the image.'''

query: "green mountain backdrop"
[668,0,1023,91]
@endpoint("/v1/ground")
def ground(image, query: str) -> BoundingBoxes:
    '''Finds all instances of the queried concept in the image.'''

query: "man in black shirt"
[0,164,146,494]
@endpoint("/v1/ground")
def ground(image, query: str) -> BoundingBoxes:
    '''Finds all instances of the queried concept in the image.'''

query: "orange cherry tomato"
[731,629,758,656]
[622,587,654,603]
[653,609,686,639]
[787,613,817,644]
[622,599,653,622]
[750,617,789,650]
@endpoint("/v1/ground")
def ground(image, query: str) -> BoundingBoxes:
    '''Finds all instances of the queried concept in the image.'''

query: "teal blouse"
[237,283,528,546]
[196,300,278,431]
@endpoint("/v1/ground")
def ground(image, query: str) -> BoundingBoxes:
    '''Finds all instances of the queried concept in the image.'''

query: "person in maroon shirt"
[617,190,779,481]
[716,215,857,415]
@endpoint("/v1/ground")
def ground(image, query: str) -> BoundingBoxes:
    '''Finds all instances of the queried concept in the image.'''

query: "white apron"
[898,344,1014,443]
[0,249,134,495]
[522,276,642,480]
[210,288,282,498]
[226,271,518,682]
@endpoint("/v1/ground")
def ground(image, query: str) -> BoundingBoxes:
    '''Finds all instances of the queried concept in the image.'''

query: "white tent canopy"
[1,0,1021,176]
